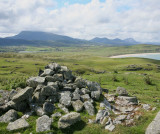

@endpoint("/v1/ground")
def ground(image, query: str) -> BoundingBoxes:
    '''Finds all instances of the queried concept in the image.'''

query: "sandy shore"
[110,53,160,58]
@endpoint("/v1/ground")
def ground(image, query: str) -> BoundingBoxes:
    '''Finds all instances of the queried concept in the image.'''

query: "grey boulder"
[41,86,58,96]
[72,100,83,112]
[58,112,81,129]
[27,77,45,88]
[43,102,55,114]
[116,87,128,96]
[0,109,17,123]
[84,101,95,115]
[59,91,71,107]
[146,111,160,134]
[91,91,101,100]
[36,115,52,132]
[41,69,54,77]
[12,87,33,102]
[7,118,29,131]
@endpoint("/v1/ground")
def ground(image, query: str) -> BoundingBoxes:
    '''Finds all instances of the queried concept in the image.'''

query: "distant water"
[110,53,160,60]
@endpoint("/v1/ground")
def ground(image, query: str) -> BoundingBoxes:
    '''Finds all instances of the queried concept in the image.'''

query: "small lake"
[110,53,160,60]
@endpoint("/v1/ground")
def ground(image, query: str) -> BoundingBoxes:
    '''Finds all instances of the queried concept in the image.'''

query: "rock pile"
[0,63,102,132]
[0,63,156,133]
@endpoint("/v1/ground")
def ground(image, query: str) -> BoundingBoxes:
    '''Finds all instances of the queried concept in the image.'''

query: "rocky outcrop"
[58,112,81,129]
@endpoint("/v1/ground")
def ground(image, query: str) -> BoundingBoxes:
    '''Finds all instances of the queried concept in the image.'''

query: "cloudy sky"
[0,0,160,42]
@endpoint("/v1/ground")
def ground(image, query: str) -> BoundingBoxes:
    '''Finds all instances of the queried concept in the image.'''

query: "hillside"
[0,31,140,47]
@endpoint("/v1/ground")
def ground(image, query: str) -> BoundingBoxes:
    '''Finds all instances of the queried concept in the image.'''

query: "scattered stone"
[72,100,83,112]
[58,112,81,129]
[115,115,127,121]
[125,119,134,126]
[115,96,138,106]
[104,94,115,102]
[84,101,95,115]
[152,107,157,111]
[116,87,128,96]
[105,118,115,132]
[96,109,109,123]
[142,104,151,111]
[100,98,111,110]
[146,111,160,134]
[36,115,52,132]
[7,118,29,131]
[88,119,96,124]
[0,109,17,123]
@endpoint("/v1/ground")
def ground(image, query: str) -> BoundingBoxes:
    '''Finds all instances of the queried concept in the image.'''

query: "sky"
[0,0,160,42]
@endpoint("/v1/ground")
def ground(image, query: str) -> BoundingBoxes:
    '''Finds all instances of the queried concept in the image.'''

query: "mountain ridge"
[0,31,140,47]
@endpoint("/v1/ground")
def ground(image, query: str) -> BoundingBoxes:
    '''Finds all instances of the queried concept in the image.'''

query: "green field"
[0,44,160,134]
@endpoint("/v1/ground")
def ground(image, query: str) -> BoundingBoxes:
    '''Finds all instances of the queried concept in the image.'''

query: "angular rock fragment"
[43,102,55,114]
[96,109,109,123]
[36,115,52,132]
[91,91,101,100]
[115,96,138,106]
[58,112,81,129]
[27,77,45,88]
[7,118,29,131]
[35,106,46,116]
[146,111,160,134]
[12,87,33,102]
[81,94,91,102]
[59,91,71,107]
[58,104,69,113]
[52,112,62,118]
[72,100,83,112]
[116,87,128,96]
[41,86,58,96]
[105,118,115,132]
[41,69,54,77]
[84,101,95,115]
[0,109,17,123]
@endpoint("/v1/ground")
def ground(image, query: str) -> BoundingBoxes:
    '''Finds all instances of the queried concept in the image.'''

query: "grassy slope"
[0,45,160,133]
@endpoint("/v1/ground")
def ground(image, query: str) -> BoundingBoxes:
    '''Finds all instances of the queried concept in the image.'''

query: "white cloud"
[0,0,160,42]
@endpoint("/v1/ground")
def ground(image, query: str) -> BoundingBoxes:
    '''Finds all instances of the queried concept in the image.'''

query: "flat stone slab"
[7,118,29,131]
[12,87,33,102]
[146,111,160,134]
[58,112,81,129]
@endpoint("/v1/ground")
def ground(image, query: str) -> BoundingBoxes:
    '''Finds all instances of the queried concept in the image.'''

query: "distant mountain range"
[0,31,149,47]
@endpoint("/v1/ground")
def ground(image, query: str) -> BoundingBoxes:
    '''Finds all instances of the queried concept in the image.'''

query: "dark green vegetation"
[0,44,160,133]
